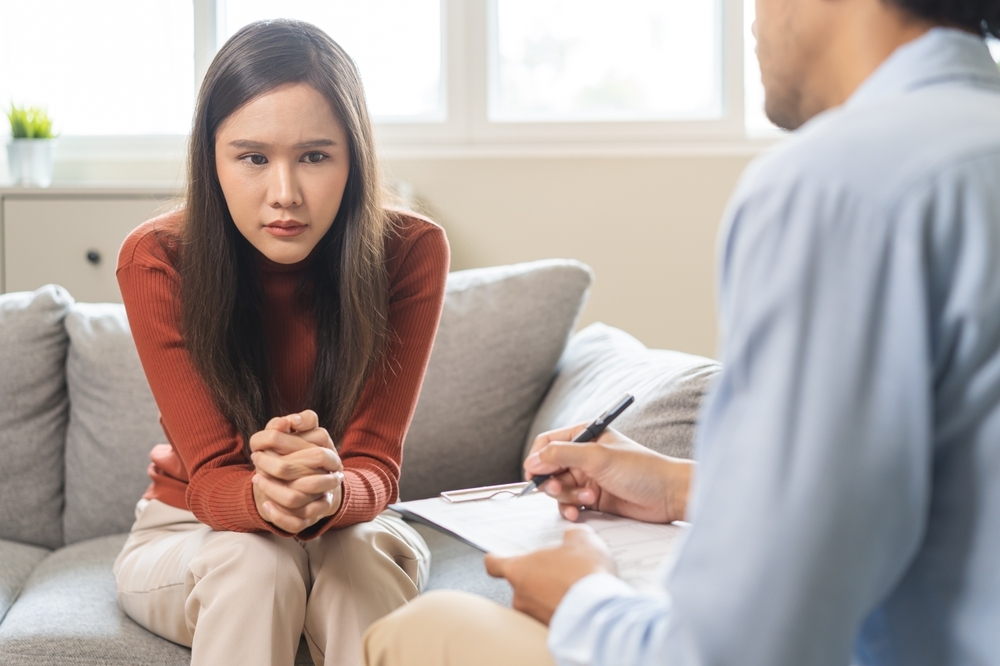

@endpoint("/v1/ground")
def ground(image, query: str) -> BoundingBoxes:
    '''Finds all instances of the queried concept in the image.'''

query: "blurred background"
[2,1,996,356]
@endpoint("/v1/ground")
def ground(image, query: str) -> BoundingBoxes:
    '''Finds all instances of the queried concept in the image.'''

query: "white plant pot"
[7,138,57,187]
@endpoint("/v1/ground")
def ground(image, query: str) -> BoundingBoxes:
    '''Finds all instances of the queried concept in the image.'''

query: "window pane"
[0,1,194,136]
[221,0,443,122]
[491,0,720,122]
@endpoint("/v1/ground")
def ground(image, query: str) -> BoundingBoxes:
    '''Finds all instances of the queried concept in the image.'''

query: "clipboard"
[389,482,538,551]
[390,482,687,591]
[439,481,534,503]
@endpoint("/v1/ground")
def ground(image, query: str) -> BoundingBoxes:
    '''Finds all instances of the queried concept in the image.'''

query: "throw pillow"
[0,285,74,549]
[523,323,721,461]
[63,303,164,544]
[399,259,594,500]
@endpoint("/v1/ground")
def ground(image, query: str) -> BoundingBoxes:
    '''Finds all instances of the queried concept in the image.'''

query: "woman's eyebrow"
[229,139,268,150]
[296,139,336,149]
[228,139,336,150]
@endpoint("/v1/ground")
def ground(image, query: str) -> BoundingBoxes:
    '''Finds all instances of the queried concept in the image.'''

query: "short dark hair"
[888,0,1000,38]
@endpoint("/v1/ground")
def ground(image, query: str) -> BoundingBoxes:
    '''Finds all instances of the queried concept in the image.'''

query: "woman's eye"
[241,154,267,166]
[303,152,327,164]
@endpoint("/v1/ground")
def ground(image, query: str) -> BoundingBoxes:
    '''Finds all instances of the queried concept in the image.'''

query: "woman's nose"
[269,162,302,208]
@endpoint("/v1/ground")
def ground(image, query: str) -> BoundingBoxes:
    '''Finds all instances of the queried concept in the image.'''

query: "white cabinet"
[1,187,179,303]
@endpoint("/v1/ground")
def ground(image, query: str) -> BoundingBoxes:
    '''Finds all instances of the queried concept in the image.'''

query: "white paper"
[395,491,686,591]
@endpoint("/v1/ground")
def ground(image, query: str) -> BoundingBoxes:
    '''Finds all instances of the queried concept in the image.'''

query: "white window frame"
[47,0,772,168]
[381,0,758,155]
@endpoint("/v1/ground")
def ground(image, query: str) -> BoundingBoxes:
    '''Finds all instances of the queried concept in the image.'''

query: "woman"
[113,19,449,666]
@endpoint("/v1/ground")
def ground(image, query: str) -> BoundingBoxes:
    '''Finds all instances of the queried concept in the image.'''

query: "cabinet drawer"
[2,197,173,303]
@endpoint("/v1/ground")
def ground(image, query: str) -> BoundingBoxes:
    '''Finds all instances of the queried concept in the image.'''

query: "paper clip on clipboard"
[440,481,535,503]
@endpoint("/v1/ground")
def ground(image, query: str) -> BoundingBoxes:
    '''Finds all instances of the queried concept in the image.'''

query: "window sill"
[379,136,782,159]
[0,183,181,197]
[0,134,785,186]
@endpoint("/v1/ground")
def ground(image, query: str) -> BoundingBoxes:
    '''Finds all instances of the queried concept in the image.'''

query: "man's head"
[755,0,1000,130]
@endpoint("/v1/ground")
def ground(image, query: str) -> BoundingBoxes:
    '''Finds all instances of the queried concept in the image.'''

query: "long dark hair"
[180,19,393,451]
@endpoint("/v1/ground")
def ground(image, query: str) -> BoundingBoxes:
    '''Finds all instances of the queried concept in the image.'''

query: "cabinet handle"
[86,250,102,265]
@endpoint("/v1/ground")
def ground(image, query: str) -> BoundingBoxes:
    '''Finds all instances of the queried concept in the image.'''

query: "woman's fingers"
[297,426,335,450]
[286,471,344,495]
[260,496,328,532]
[265,415,290,432]
[252,447,343,480]
[253,409,323,449]
[250,423,334,455]
[264,410,320,433]
[253,470,342,509]
[254,473,322,509]
[250,428,314,455]
[259,487,342,533]
[255,425,334,453]
[287,409,319,432]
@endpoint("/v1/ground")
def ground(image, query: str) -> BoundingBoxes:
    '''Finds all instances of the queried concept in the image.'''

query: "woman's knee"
[190,531,309,601]
[115,527,310,647]
[311,515,429,592]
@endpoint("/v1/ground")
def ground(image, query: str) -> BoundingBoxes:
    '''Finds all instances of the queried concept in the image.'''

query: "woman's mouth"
[264,221,307,237]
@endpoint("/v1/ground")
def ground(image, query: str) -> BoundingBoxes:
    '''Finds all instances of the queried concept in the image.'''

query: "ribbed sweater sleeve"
[117,240,269,534]
[116,214,449,538]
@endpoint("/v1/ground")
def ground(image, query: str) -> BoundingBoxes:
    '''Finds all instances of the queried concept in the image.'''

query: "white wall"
[385,154,754,358]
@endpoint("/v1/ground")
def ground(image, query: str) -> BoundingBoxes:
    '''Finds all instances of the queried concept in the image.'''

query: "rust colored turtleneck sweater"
[116,211,449,538]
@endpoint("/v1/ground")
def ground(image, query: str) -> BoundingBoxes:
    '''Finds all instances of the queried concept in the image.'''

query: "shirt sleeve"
[311,223,450,534]
[549,574,672,666]
[547,180,935,666]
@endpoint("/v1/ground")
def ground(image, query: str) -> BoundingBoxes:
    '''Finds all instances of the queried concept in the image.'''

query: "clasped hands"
[484,424,694,625]
[249,409,344,534]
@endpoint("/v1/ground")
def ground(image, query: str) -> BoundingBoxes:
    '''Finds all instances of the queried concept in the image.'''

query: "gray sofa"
[0,259,720,665]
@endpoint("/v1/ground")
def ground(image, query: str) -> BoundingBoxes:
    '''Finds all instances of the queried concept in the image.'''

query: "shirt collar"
[846,27,1000,110]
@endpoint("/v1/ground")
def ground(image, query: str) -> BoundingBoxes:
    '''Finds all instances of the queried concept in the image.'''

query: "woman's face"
[215,82,351,264]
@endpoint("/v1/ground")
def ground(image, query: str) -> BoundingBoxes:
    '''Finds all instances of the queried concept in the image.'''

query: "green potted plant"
[5,104,57,187]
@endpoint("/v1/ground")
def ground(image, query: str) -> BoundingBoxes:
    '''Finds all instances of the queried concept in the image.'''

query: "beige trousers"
[114,499,429,666]
[362,590,554,666]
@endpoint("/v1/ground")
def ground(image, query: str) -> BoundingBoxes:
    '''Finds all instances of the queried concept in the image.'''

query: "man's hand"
[249,409,344,533]
[485,525,616,625]
[525,425,694,523]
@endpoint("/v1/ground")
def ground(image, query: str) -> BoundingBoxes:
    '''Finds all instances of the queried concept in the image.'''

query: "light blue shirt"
[548,28,1000,666]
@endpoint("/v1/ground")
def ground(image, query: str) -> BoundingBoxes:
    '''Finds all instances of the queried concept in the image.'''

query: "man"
[363,0,1000,662]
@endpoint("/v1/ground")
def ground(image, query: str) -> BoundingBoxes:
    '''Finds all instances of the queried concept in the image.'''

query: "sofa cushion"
[63,304,164,545]
[0,534,192,665]
[0,540,50,624]
[524,323,721,460]
[400,260,593,500]
[0,531,485,666]
[0,285,74,549]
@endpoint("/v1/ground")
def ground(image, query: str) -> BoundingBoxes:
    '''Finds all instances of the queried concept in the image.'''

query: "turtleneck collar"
[256,246,319,274]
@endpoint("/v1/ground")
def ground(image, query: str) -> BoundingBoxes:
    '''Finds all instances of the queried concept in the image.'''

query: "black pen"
[518,392,635,497]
